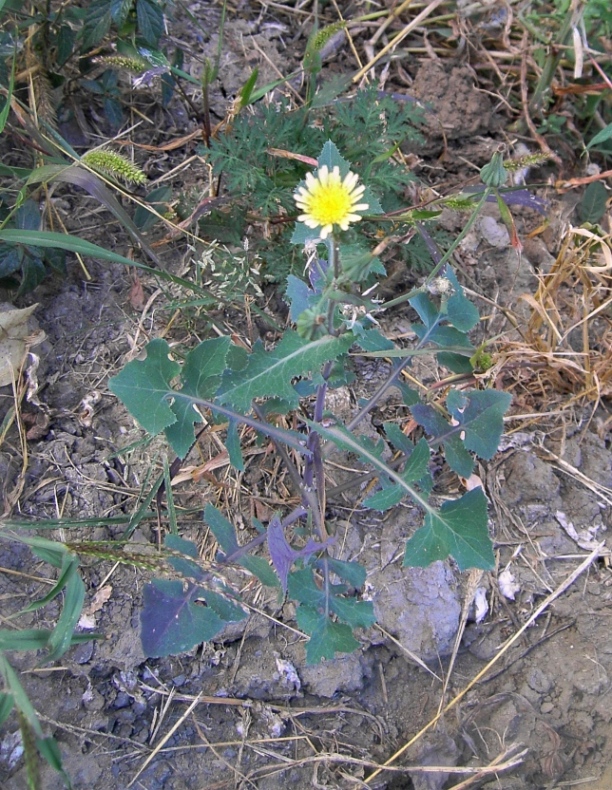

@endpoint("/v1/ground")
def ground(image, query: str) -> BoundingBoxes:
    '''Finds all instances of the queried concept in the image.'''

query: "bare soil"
[1,2,612,789]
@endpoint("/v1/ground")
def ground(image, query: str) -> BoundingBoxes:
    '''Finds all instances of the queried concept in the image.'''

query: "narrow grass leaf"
[0,50,15,134]
[587,123,612,149]
[0,691,14,726]
[0,630,51,652]
[45,561,85,663]
[0,654,44,738]
[36,737,72,788]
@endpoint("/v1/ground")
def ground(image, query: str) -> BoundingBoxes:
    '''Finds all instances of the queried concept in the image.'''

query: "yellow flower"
[294,165,368,239]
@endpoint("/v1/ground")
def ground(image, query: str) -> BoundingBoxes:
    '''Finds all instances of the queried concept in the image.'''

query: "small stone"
[540,702,554,714]
[528,668,553,694]
[113,691,132,709]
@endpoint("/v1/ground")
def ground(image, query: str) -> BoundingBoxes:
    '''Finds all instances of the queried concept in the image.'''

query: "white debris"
[474,586,489,624]
[498,568,521,600]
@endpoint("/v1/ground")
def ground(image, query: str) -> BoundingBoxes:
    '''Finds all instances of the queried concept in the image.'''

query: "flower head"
[294,165,368,239]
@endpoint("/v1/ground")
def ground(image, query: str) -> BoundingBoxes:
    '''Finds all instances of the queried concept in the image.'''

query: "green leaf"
[290,221,323,245]
[241,556,279,588]
[311,73,353,108]
[364,437,431,511]
[0,654,44,738]
[0,629,52,651]
[36,736,72,788]
[404,487,494,570]
[164,535,207,582]
[587,122,612,149]
[136,0,164,46]
[141,579,225,657]
[329,597,375,629]
[362,482,405,512]
[0,229,153,267]
[134,185,172,231]
[578,181,608,224]
[22,555,77,613]
[297,606,360,663]
[0,692,14,727]
[362,185,383,216]
[317,139,351,178]
[199,589,246,624]
[309,420,492,568]
[110,0,133,25]
[411,389,510,478]
[480,152,507,188]
[411,402,474,478]
[225,418,244,471]
[82,0,113,50]
[288,567,324,607]
[446,389,512,460]
[0,49,15,135]
[285,274,316,322]
[45,559,85,663]
[164,336,231,457]
[18,534,68,568]
[204,504,279,588]
[204,503,239,556]
[217,331,354,411]
[238,67,258,108]
[445,267,479,331]
[288,567,373,631]
[326,558,366,588]
[108,338,179,436]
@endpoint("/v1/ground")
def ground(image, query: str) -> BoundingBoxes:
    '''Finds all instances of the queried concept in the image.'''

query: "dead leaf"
[0,304,45,387]
[78,585,113,629]
[129,272,145,310]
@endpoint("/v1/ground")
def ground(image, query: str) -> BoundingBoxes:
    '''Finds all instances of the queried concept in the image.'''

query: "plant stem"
[381,188,491,310]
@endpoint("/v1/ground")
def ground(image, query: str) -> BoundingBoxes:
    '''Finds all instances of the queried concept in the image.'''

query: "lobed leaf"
[141,579,227,658]
[296,606,361,663]
[164,535,207,583]
[267,516,327,592]
[404,487,494,570]
[218,331,354,411]
[164,336,231,457]
[204,504,279,588]
[317,139,351,177]
[412,388,511,477]
[108,338,179,436]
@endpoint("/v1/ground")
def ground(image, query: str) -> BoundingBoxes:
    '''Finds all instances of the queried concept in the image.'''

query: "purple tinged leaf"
[141,579,225,658]
[267,516,330,593]
[308,257,329,293]
[484,189,547,214]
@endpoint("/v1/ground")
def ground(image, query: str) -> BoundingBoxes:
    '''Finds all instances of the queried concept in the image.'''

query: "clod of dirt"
[232,638,303,700]
[410,61,493,143]
[407,731,460,790]
[370,560,461,662]
[297,649,364,698]
[502,451,562,506]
